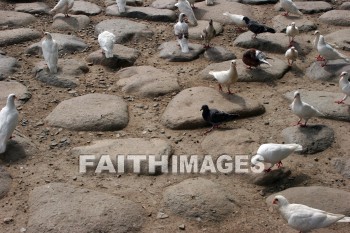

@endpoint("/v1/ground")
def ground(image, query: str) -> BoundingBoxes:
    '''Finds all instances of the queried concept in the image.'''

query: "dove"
[209,60,238,94]
[174,13,189,40]
[285,46,298,66]
[98,31,116,58]
[0,94,19,154]
[50,0,74,17]
[200,105,239,134]
[42,32,59,74]
[201,19,216,48]
[273,195,350,233]
[317,35,349,67]
[312,30,324,61]
[116,0,126,13]
[335,71,350,104]
[242,48,272,69]
[286,22,299,46]
[251,143,302,172]
[223,12,246,32]
[280,0,303,17]
[179,33,189,53]
[175,0,198,26]
[290,91,323,127]
[242,17,276,39]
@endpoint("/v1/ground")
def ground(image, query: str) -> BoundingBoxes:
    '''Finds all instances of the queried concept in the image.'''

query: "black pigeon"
[200,105,239,134]
[242,48,272,69]
[242,17,276,39]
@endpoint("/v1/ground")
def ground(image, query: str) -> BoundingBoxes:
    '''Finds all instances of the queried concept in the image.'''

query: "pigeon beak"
[272,199,278,205]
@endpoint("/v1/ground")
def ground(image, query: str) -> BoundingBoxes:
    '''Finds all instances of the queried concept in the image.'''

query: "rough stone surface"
[95,19,154,44]
[242,0,278,4]
[15,2,50,15]
[275,1,333,14]
[0,10,36,27]
[272,15,317,33]
[158,41,205,62]
[325,29,350,51]
[250,168,292,186]
[188,20,223,40]
[71,138,172,175]
[27,183,146,233]
[115,66,180,97]
[33,59,89,88]
[163,178,236,221]
[332,157,350,179]
[105,0,144,7]
[0,55,20,80]
[266,186,350,215]
[45,94,129,131]
[319,10,350,26]
[0,81,31,107]
[0,167,11,199]
[151,0,177,10]
[52,14,90,31]
[204,46,236,62]
[306,61,350,82]
[71,0,102,15]
[0,28,41,47]
[340,2,350,10]
[161,87,265,129]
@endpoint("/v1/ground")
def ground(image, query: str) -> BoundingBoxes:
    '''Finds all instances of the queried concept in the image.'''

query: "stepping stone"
[204,46,236,62]
[306,61,350,82]
[86,44,140,69]
[340,2,350,10]
[234,32,312,55]
[285,89,350,122]
[71,0,102,15]
[161,87,265,129]
[266,186,350,215]
[0,81,31,106]
[0,10,36,28]
[241,0,277,4]
[250,167,292,186]
[332,158,350,179]
[15,2,50,15]
[325,29,350,51]
[71,138,172,175]
[275,1,333,14]
[151,0,177,10]
[0,167,11,199]
[45,94,129,131]
[32,59,89,88]
[163,178,237,221]
[105,0,144,7]
[26,33,88,56]
[52,14,90,31]
[0,28,41,47]
[106,5,176,22]
[281,125,334,154]
[95,19,154,44]
[27,183,146,233]
[115,66,180,97]
[272,15,317,33]
[319,10,350,26]
[200,58,290,82]
[158,41,205,62]
[188,20,223,40]
[0,55,20,80]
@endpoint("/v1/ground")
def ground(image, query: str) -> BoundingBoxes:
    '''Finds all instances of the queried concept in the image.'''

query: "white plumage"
[223,12,246,30]
[317,35,349,66]
[0,94,19,154]
[175,0,198,26]
[174,13,188,39]
[209,60,238,94]
[273,195,350,232]
[335,71,350,104]
[179,34,189,53]
[290,91,323,126]
[286,22,299,45]
[98,31,116,58]
[251,143,302,172]
[312,30,320,50]
[50,0,74,17]
[285,46,298,66]
[116,0,126,13]
[280,0,303,16]
[42,32,59,74]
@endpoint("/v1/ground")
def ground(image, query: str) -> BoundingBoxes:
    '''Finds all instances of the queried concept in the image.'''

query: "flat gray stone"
[0,167,11,199]
[45,94,129,131]
[0,55,20,80]
[275,1,333,14]
[26,33,88,56]
[0,81,31,107]
[163,178,236,221]
[15,2,50,15]
[188,20,223,40]
[33,59,89,88]
[201,58,289,82]
[158,41,205,62]
[250,168,292,186]
[27,183,146,233]
[0,10,36,28]
[204,46,236,62]
[340,2,350,10]
[306,61,350,82]
[285,89,350,122]
[161,87,265,129]
[272,15,317,33]
[95,19,154,44]
[105,0,144,7]
[0,28,41,47]
[242,0,278,4]
[52,14,90,31]
[86,45,140,68]
[106,5,176,22]
[115,66,180,97]
[151,0,177,10]
[319,10,350,26]
[266,186,350,215]
[325,29,350,51]
[71,138,172,175]
[332,157,350,179]
[71,0,102,15]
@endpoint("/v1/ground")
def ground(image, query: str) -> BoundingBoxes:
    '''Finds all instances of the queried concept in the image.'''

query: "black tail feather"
[265,27,276,33]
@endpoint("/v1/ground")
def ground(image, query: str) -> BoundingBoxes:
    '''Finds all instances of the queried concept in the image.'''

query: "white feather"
[222,12,246,28]
[285,47,298,65]
[179,34,189,53]
[317,35,349,62]
[175,0,198,26]
[174,13,188,38]
[42,32,59,74]
[209,60,238,89]
[291,91,324,125]
[286,22,299,41]
[98,31,116,58]
[280,0,303,16]
[50,0,74,15]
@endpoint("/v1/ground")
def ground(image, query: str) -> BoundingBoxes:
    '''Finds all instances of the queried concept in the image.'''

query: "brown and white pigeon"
[201,19,216,48]
[242,48,272,69]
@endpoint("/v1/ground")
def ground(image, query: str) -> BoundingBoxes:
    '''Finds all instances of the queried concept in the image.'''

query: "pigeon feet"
[282,12,289,16]
[315,55,325,61]
[264,168,272,173]
[335,100,345,104]
[277,161,283,168]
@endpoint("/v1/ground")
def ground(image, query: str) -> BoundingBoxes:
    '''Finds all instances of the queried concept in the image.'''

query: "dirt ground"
[0,0,350,232]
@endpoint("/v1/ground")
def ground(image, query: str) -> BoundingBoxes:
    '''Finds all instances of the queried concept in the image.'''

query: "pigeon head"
[179,13,186,22]
[242,17,250,24]
[293,91,300,99]
[200,105,209,112]
[44,32,52,39]
[313,30,320,36]
[230,60,237,67]
[209,19,213,25]
[318,35,325,44]
[7,93,17,105]
[272,195,289,207]
[250,154,264,168]
[340,71,348,79]
[291,22,296,27]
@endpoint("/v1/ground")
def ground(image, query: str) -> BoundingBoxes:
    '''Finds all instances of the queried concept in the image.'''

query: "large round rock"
[319,10,350,26]
[0,10,36,27]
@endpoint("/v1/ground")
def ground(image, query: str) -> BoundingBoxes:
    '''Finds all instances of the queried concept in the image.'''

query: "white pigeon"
[98,31,116,58]
[312,30,323,61]
[223,12,246,31]
[280,0,303,17]
[179,33,189,53]
[0,94,19,154]
[50,0,74,17]
[317,35,349,67]
[286,22,299,46]
[174,13,189,41]
[116,0,126,13]
[209,60,238,94]
[335,71,350,104]
[201,19,216,48]
[290,91,323,127]
[175,0,198,26]
[251,143,302,172]
[273,195,350,232]
[206,0,214,5]
[42,32,59,74]
[285,46,298,66]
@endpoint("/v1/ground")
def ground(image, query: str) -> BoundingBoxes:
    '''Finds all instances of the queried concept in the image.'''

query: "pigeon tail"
[338,217,350,222]
[260,59,272,67]
[265,27,276,34]
[292,144,303,152]
[223,113,240,122]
